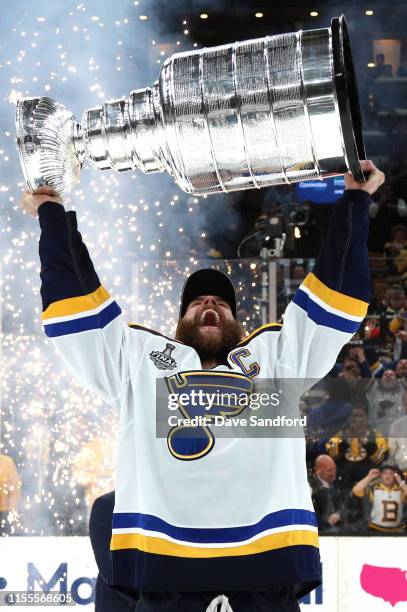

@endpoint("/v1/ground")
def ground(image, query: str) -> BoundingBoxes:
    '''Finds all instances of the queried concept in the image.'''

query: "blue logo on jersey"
[165,370,253,461]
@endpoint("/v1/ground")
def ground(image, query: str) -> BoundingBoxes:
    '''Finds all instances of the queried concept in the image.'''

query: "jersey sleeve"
[365,484,374,502]
[38,201,131,405]
[352,484,367,499]
[276,189,371,384]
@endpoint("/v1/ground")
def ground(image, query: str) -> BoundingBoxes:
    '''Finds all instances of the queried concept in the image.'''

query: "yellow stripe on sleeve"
[41,285,111,320]
[303,273,368,317]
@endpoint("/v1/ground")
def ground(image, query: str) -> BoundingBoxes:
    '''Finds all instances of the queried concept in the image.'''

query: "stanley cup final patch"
[150,343,177,370]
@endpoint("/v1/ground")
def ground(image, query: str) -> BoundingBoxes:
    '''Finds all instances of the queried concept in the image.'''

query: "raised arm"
[352,468,380,498]
[21,188,131,406]
[277,161,385,383]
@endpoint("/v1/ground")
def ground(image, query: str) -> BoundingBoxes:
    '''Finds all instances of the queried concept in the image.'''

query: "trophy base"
[16,97,84,196]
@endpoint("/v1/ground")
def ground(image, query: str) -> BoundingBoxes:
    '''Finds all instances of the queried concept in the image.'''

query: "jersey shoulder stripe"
[238,323,282,347]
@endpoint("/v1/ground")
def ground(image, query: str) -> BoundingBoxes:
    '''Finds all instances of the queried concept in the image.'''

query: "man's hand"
[344,160,385,195]
[395,473,406,486]
[327,512,341,526]
[348,346,366,363]
[20,186,62,218]
[367,468,381,481]
[396,330,407,343]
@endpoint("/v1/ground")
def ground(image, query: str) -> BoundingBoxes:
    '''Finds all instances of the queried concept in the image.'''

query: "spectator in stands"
[390,290,407,312]
[396,62,407,77]
[380,287,405,338]
[384,225,407,275]
[347,347,373,379]
[366,369,406,435]
[284,263,307,300]
[326,405,388,489]
[332,347,372,380]
[352,465,407,532]
[388,391,407,477]
[395,358,407,378]
[340,356,361,379]
[379,287,405,316]
[369,195,407,222]
[0,454,22,536]
[370,53,393,79]
[368,186,407,251]
[335,349,371,406]
[309,455,347,533]
[389,305,407,360]
[307,377,352,440]
[363,347,387,379]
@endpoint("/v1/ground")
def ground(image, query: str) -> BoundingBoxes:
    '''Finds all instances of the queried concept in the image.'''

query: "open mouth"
[199,309,221,328]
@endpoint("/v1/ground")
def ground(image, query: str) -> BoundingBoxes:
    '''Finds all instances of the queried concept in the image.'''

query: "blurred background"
[0,0,406,539]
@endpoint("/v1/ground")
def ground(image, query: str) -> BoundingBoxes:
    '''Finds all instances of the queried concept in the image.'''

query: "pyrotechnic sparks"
[0,0,262,536]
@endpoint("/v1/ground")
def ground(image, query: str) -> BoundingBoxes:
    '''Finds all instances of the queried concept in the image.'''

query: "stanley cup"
[15,15,366,197]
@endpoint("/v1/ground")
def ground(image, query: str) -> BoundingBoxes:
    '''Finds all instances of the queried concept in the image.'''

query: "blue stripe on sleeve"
[43,300,121,338]
[293,289,361,333]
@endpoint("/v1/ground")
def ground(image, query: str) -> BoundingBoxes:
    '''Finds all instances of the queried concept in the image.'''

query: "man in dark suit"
[89,492,138,611]
[310,455,346,533]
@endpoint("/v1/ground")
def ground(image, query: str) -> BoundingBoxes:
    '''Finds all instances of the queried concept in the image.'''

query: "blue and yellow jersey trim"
[110,529,318,558]
[41,285,121,338]
[110,508,318,558]
[238,323,282,346]
[293,272,368,334]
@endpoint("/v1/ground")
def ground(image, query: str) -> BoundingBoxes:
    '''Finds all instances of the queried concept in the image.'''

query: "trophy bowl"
[16,97,85,195]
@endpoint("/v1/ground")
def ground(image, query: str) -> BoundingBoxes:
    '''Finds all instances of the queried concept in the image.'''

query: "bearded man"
[21,160,384,611]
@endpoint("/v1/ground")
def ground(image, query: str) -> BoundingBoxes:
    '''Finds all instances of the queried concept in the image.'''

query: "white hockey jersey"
[37,189,371,598]
[365,483,405,531]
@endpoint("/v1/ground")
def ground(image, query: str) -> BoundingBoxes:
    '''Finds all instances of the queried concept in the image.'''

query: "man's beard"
[175,311,243,364]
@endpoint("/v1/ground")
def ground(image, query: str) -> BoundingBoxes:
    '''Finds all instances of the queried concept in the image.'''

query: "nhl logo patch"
[150,343,177,370]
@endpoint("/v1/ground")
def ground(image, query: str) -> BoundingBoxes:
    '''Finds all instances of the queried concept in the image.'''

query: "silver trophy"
[16,15,366,197]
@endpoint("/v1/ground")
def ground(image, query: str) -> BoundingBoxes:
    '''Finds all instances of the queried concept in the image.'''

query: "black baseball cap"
[179,268,237,318]
[379,464,399,473]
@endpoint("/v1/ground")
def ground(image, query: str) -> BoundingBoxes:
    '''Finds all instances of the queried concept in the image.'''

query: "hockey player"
[21,160,384,611]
